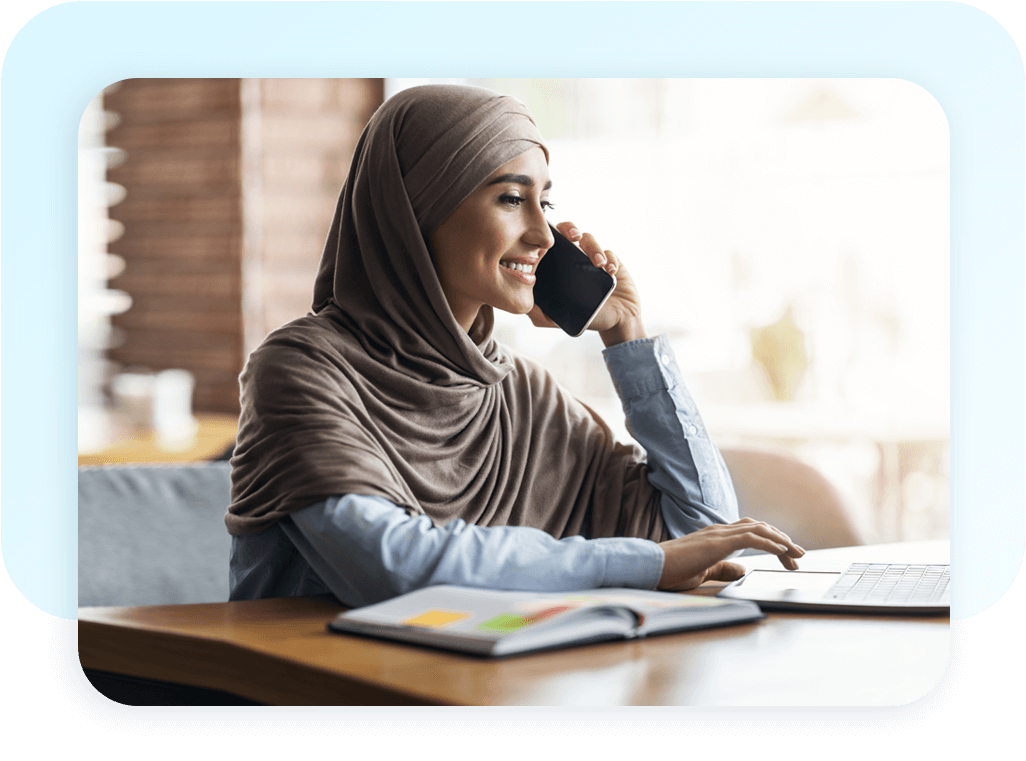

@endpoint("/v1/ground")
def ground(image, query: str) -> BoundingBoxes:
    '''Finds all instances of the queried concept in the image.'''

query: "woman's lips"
[500,260,537,285]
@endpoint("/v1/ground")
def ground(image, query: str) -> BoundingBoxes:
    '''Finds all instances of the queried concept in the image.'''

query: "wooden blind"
[104,79,384,415]
[105,79,244,414]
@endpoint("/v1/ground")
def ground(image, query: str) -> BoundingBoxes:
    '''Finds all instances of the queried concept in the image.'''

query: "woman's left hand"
[527,221,649,347]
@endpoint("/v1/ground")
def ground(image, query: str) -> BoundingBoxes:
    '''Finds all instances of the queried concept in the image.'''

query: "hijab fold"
[226,85,665,544]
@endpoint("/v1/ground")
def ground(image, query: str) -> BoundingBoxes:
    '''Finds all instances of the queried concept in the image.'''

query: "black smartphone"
[533,225,617,337]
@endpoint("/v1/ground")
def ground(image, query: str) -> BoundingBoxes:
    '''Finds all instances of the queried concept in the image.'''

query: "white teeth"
[501,262,534,273]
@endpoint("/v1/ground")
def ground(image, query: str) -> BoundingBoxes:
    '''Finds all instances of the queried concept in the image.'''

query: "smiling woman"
[224,84,804,608]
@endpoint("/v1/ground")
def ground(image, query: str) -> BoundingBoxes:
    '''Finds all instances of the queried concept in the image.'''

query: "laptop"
[716,562,949,614]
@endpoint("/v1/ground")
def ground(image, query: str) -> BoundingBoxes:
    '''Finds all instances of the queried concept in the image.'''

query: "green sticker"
[477,613,532,633]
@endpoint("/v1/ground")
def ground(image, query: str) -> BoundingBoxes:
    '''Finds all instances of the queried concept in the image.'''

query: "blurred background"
[78,78,950,545]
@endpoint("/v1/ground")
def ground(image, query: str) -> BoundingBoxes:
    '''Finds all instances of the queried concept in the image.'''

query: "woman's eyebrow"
[487,173,553,191]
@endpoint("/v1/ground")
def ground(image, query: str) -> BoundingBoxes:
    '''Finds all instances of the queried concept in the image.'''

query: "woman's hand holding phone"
[528,221,649,347]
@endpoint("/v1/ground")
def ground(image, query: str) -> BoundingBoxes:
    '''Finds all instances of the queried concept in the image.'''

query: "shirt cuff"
[603,332,708,439]
[602,333,681,400]
[593,537,665,590]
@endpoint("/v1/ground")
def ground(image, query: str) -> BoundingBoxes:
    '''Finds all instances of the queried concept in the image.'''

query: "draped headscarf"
[226,84,664,543]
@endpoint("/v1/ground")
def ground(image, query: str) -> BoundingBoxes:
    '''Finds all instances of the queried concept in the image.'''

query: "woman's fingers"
[779,554,800,571]
[723,531,797,560]
[552,222,620,275]
[658,517,808,590]
[577,232,606,266]
[719,519,805,558]
[600,249,619,276]
[717,520,803,570]
[554,221,582,242]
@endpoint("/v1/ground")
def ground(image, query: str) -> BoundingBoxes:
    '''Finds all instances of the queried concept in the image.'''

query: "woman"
[226,84,803,607]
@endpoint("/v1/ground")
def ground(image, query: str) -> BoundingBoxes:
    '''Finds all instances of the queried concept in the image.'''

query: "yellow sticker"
[403,609,470,628]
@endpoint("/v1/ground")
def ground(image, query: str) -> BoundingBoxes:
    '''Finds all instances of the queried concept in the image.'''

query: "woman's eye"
[499,194,556,212]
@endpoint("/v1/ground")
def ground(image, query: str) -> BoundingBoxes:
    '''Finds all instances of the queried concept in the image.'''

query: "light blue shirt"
[229,335,738,607]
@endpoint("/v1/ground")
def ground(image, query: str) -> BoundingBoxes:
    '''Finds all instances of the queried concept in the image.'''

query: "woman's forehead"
[485,148,551,188]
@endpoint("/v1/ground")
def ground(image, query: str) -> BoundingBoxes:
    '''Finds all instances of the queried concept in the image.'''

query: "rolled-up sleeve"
[603,334,739,537]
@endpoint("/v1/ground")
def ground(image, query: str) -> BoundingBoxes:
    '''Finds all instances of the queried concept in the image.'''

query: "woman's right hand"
[529,221,648,347]
[656,518,805,591]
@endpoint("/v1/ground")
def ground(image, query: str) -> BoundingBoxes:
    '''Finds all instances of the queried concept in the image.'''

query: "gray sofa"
[78,462,233,608]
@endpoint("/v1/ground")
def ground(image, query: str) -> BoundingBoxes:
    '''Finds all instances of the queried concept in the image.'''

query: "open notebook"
[329,585,763,656]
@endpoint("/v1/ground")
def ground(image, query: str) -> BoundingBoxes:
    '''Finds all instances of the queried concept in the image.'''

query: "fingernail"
[569,227,581,239]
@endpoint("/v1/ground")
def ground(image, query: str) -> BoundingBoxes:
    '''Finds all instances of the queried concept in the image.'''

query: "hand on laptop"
[657,517,805,591]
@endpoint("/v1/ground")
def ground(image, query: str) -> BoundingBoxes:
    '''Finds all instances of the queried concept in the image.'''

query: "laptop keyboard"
[828,563,950,604]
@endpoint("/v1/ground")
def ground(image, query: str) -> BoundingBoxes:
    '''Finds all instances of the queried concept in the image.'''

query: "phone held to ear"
[533,225,617,337]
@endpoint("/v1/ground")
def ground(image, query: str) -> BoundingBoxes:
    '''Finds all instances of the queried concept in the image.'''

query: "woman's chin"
[506,301,537,317]
[494,299,534,318]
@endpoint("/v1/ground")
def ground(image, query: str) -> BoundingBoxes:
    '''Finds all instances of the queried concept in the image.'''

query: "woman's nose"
[526,208,555,250]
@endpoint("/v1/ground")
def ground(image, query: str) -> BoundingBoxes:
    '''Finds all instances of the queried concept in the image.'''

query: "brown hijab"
[226,84,665,542]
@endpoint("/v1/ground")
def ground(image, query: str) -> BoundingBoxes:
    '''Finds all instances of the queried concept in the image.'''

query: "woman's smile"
[498,258,538,285]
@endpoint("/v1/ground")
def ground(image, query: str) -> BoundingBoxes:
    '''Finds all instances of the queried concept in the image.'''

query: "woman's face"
[430,148,555,332]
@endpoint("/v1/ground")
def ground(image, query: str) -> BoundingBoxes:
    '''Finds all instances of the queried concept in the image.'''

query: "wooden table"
[78,542,949,706]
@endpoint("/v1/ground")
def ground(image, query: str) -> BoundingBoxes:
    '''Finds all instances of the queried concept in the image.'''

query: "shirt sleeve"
[602,334,740,537]
[282,493,666,608]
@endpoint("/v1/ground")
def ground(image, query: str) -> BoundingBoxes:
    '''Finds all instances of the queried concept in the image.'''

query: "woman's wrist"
[600,315,648,348]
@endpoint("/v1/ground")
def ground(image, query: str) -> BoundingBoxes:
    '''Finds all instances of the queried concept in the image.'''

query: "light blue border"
[2,2,1022,620]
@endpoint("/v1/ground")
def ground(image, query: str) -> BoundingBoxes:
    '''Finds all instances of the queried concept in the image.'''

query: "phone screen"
[533,225,617,337]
